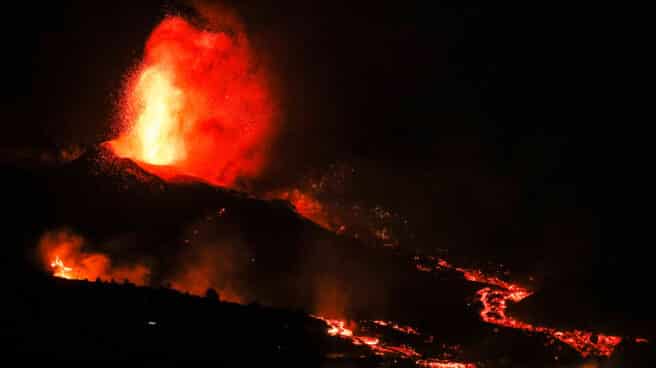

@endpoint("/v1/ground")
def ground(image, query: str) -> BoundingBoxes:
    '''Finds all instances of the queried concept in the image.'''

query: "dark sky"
[3,1,608,279]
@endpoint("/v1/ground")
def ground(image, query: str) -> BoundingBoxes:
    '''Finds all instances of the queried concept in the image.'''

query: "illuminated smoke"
[167,220,250,303]
[40,229,149,285]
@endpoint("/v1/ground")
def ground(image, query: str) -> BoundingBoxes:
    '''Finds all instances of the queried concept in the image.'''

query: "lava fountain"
[108,15,276,187]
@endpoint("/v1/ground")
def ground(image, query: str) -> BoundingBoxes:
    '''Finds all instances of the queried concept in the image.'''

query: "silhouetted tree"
[205,288,219,301]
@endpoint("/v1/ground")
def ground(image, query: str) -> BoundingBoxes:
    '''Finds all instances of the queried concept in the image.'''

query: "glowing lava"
[124,66,185,166]
[372,320,420,335]
[109,15,276,187]
[315,316,421,358]
[431,258,623,358]
[416,360,477,368]
[268,189,336,231]
[313,315,476,366]
[50,256,74,279]
[40,230,150,285]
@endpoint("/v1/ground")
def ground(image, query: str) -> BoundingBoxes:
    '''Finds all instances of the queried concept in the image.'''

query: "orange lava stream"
[432,258,623,358]
[313,315,475,367]
[372,320,421,335]
[416,360,477,368]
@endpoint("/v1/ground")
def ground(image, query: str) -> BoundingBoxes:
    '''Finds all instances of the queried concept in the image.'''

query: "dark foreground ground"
[2,268,653,367]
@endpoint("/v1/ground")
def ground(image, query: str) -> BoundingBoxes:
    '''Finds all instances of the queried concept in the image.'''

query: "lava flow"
[108,14,276,187]
[415,360,477,368]
[426,257,623,358]
[315,315,418,357]
[313,316,476,367]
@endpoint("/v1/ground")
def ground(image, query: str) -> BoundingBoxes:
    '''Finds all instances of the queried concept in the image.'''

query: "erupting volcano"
[13,2,649,366]
[108,15,276,187]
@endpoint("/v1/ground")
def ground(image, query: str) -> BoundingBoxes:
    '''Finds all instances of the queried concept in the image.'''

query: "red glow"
[108,15,275,187]
[41,230,149,285]
[313,315,476,366]
[169,267,243,304]
[268,189,336,230]
[324,318,354,337]
[415,360,477,368]
[434,258,623,358]
[50,256,74,279]
[372,320,421,335]
[314,316,421,358]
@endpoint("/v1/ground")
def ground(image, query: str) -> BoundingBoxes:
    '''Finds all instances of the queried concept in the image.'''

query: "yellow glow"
[134,66,186,165]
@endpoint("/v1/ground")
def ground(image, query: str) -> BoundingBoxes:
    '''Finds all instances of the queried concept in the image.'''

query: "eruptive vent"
[108,14,275,187]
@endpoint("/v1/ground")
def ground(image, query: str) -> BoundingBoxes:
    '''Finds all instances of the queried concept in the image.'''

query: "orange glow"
[108,15,276,187]
[313,315,477,366]
[170,266,243,304]
[167,235,246,303]
[40,230,149,285]
[50,256,73,279]
[432,258,623,358]
[324,319,354,337]
[372,320,420,335]
[314,316,422,358]
[268,189,336,231]
[415,360,477,368]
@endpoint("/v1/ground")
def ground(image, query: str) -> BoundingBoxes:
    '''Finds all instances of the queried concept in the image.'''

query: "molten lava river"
[306,254,640,367]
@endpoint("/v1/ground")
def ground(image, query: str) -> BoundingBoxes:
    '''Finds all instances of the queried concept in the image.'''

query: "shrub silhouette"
[205,288,219,301]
